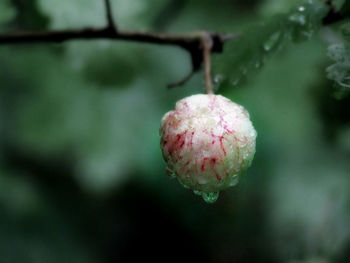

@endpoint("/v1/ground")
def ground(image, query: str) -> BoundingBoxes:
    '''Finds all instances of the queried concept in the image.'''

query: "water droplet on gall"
[198,177,208,185]
[193,190,202,195]
[229,176,239,187]
[202,191,219,203]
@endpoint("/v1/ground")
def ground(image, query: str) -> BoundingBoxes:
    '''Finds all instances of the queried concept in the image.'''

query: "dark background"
[1,0,350,262]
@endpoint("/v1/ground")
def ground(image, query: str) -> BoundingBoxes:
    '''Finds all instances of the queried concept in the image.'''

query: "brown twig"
[167,69,196,89]
[104,0,117,30]
[0,28,240,89]
[0,0,346,90]
[0,0,241,90]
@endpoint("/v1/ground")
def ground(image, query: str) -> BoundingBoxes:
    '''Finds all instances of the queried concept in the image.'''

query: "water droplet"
[193,190,202,196]
[298,6,305,12]
[202,191,219,203]
[166,167,177,179]
[231,78,240,86]
[289,13,306,26]
[198,177,208,184]
[300,30,313,39]
[180,181,190,189]
[255,61,261,69]
[213,74,225,92]
[337,77,350,88]
[263,31,281,52]
[214,74,225,84]
[229,176,239,187]
[243,152,249,159]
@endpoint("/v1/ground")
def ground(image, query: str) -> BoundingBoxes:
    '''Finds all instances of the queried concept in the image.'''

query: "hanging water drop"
[180,181,190,189]
[229,176,239,187]
[231,77,240,86]
[213,74,225,92]
[193,190,202,196]
[201,191,219,203]
[198,177,208,185]
[166,167,177,179]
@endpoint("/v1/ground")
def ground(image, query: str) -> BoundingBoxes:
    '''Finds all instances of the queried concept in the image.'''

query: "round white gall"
[160,94,257,199]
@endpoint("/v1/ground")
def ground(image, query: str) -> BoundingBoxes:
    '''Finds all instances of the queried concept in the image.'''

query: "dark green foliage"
[213,0,329,92]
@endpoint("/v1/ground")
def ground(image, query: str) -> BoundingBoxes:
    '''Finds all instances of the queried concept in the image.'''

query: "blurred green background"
[1,0,350,262]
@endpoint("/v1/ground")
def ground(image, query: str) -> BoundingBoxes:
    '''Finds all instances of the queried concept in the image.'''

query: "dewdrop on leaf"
[160,94,257,203]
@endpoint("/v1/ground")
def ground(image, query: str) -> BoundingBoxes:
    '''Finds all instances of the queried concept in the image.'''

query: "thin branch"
[0,27,239,89]
[0,0,242,91]
[0,28,230,50]
[0,0,345,90]
[167,68,196,89]
[104,0,117,30]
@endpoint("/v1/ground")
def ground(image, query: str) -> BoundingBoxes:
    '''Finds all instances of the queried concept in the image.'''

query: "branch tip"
[104,0,117,30]
[167,69,196,89]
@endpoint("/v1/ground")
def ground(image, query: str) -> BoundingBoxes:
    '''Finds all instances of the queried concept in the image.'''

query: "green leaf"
[213,0,329,91]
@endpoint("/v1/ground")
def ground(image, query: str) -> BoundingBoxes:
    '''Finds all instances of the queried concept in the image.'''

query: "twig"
[167,68,196,89]
[0,0,346,90]
[0,28,237,54]
[104,0,117,30]
[0,28,239,89]
[0,0,242,90]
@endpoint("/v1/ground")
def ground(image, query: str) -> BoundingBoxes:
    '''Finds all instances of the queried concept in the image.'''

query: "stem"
[201,33,214,94]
